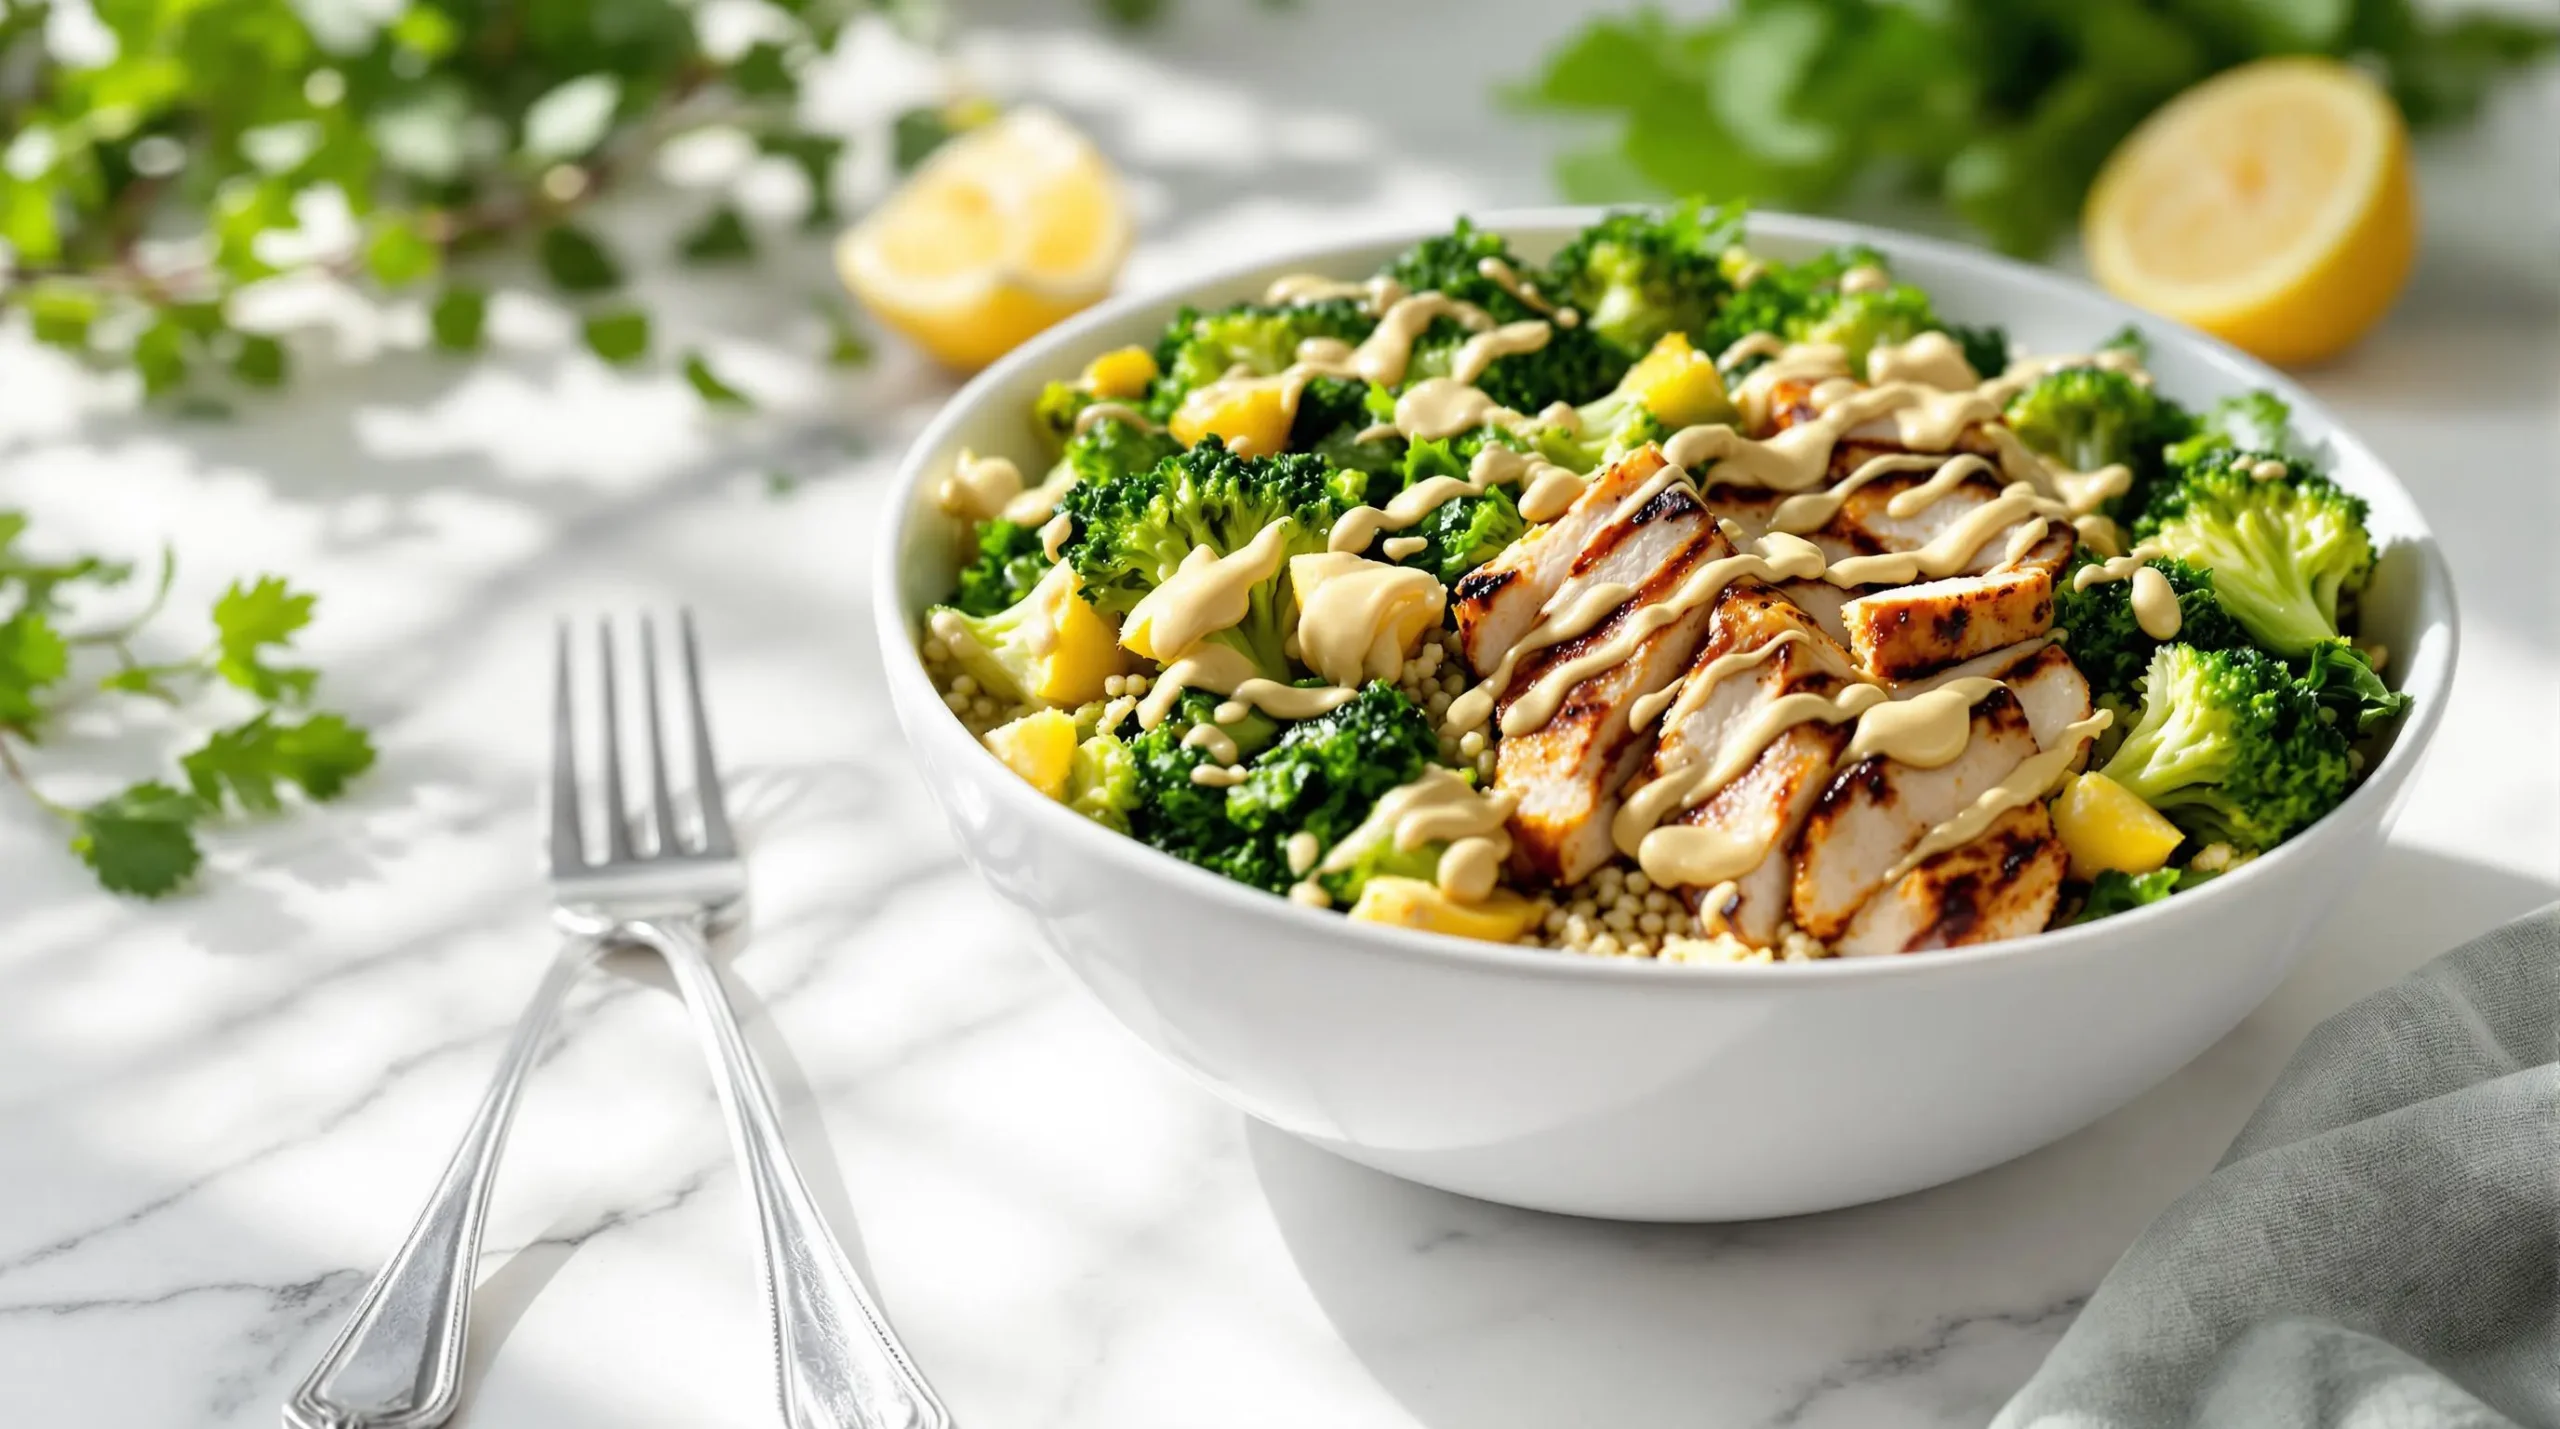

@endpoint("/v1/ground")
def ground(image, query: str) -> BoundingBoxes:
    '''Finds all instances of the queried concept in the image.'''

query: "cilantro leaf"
[0,611,70,730]
[682,350,751,409]
[72,782,209,898]
[182,711,377,814]
[211,576,318,702]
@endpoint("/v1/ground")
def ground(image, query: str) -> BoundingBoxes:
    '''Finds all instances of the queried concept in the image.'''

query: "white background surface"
[0,4,2553,1425]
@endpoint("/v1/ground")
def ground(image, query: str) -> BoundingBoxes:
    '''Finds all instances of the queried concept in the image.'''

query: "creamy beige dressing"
[1122,521,1294,662]
[1287,880,1332,908]
[1866,331,1979,390]
[1285,831,1323,877]
[1897,636,2050,693]
[2074,514,2126,558]
[1837,264,1891,295]
[1289,552,1445,688]
[1296,336,1355,366]
[1766,452,1973,535]
[1475,256,1575,325]
[1518,467,1590,523]
[1632,629,1805,735]
[937,450,1026,521]
[1316,766,1517,905]
[1714,332,1790,370]
[1823,483,2070,587]
[1190,762,1249,788]
[1001,468,1078,525]
[1073,401,1164,437]
[1449,320,1553,386]
[1038,511,1075,560]
[2130,565,2182,640]
[2249,458,2290,482]
[1845,677,2004,768]
[2069,543,2167,591]
[1355,292,1493,386]
[1332,442,1555,553]
[1136,642,1357,729]
[2048,463,2131,517]
[1181,722,1240,764]
[1381,535,1428,561]
[1392,378,1516,441]
[1878,711,2111,884]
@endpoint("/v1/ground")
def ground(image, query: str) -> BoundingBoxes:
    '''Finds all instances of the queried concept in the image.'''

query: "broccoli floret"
[1222,682,1439,892]
[2098,324,2149,360]
[1064,726,1138,833]
[1703,244,2003,379]
[1289,375,1404,487]
[953,518,1052,618]
[1386,436,1530,582]
[2165,391,2311,470]
[1123,683,1435,897]
[1146,298,1375,419]
[2071,867,2181,924]
[1033,379,1096,443]
[934,563,1078,708]
[1059,414,1183,492]
[1540,200,1741,357]
[1382,218,1631,410]
[2097,643,2354,851]
[1057,437,1365,683]
[2003,366,2196,513]
[2301,639,2410,736]
[2052,554,2248,701]
[2134,453,2378,657]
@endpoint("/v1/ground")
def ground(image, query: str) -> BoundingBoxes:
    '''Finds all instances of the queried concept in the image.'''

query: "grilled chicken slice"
[1842,567,2055,681]
[1835,803,2067,957]
[1774,579,1855,645]
[1985,643,2091,752]
[1833,468,2076,577]
[1791,689,2038,942]
[1645,584,1862,945]
[1453,445,1670,676]
[1497,491,1729,885]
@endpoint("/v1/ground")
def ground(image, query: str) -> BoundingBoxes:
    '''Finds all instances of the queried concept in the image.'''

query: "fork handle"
[284,937,598,1429]
[625,916,951,1429]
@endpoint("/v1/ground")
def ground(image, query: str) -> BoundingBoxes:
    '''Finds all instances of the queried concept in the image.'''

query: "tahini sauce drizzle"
[2129,565,2182,640]
[1312,767,1518,904]
[1289,552,1446,688]
[937,451,1025,521]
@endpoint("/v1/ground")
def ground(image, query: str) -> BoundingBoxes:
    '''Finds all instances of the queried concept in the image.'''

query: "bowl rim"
[873,206,2460,986]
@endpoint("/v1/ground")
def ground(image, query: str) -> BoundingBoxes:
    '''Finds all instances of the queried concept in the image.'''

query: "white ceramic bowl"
[874,210,2456,1221]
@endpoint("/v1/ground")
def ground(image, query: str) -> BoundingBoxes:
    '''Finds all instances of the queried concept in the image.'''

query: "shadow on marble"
[1246,843,2558,1429]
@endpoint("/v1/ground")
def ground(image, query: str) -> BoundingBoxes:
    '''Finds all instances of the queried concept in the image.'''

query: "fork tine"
[548,620,587,874]
[595,618,636,864]
[678,609,736,856]
[638,613,682,855]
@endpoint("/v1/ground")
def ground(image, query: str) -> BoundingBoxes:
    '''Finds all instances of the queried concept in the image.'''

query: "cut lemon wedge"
[837,108,1130,372]
[2084,58,2415,366]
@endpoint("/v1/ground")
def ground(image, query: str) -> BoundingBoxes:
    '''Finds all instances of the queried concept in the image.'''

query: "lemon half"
[2084,58,2415,366]
[837,108,1130,372]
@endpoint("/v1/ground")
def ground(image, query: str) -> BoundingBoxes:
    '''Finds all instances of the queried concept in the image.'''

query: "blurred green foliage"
[1508,0,2557,255]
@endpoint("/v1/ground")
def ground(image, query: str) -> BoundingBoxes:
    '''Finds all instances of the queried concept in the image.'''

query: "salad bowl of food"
[874,207,2452,1220]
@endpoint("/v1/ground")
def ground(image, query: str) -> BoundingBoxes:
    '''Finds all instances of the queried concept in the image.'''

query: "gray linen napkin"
[1996,903,2560,1429]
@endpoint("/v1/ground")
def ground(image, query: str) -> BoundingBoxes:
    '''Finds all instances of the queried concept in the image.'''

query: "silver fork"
[286,613,949,1429]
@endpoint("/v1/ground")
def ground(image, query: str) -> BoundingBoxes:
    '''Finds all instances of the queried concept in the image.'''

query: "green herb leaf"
[365,215,440,288]
[682,350,751,408]
[677,204,754,264]
[522,75,623,162]
[231,334,288,388]
[0,611,70,730]
[824,309,872,367]
[539,224,622,293]
[211,576,318,702]
[72,781,208,897]
[25,282,99,350]
[182,711,376,814]
[430,287,488,352]
[582,309,651,365]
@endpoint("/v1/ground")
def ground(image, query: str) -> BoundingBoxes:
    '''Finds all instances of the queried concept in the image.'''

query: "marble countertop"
[1,8,2552,1426]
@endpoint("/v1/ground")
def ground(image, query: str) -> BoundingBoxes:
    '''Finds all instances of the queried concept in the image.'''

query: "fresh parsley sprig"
[0,515,373,896]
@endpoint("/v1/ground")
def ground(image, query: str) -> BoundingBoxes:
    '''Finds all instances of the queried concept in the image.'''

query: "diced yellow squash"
[1346,876,1543,944]
[1080,345,1158,400]
[1028,581,1123,705]
[1620,332,1731,428]
[1169,376,1293,457]
[2052,772,2183,879]
[984,708,1077,798]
